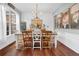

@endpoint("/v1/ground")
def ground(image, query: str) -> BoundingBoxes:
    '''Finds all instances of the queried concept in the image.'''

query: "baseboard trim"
[0,41,15,56]
[58,41,79,54]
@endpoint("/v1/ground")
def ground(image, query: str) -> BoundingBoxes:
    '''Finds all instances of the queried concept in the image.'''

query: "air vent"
[8,3,15,10]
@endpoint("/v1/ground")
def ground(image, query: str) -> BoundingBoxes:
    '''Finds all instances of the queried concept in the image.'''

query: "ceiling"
[13,3,64,13]
[12,3,74,16]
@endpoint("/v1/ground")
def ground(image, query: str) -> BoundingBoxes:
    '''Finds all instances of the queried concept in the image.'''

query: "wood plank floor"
[1,41,79,56]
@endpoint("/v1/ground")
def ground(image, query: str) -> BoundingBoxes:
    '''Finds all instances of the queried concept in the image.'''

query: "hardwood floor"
[0,41,79,56]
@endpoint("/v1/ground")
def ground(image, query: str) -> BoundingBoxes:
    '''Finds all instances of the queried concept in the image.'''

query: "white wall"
[21,12,54,31]
[54,3,79,54]
[0,5,3,39]
[16,12,21,33]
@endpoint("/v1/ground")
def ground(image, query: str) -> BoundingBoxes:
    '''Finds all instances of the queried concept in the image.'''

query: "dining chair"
[32,29,42,50]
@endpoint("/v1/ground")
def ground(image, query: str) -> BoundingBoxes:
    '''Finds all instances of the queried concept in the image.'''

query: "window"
[6,11,10,35]
[11,11,16,34]
[6,8,16,35]
[70,4,79,29]
[54,14,62,29]
[62,11,70,28]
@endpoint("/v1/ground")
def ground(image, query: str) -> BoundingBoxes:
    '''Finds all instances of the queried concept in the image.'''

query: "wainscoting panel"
[0,34,16,50]
[56,29,79,54]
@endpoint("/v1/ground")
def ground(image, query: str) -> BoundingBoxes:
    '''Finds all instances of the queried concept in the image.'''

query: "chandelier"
[33,4,39,20]
[31,4,42,29]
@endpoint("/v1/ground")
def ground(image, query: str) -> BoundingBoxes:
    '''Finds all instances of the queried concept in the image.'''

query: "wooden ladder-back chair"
[22,31,32,48]
[42,31,52,48]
